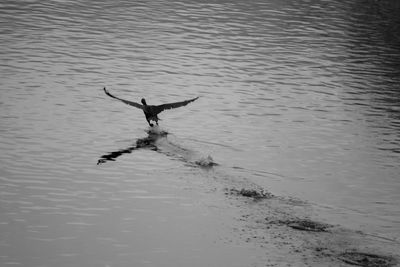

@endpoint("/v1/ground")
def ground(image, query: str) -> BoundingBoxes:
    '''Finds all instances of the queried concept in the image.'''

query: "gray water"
[1,0,400,266]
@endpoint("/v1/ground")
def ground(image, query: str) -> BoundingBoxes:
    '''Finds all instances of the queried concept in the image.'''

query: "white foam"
[195,155,218,167]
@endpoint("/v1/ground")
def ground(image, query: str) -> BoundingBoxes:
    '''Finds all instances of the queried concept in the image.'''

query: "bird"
[103,87,199,127]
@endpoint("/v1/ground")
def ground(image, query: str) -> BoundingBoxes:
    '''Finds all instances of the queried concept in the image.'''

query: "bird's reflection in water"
[97,129,168,165]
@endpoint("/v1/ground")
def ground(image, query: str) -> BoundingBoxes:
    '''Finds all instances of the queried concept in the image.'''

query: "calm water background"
[1,0,400,266]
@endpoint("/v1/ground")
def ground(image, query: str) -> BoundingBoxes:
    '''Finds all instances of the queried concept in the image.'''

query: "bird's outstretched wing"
[154,97,199,114]
[103,87,143,109]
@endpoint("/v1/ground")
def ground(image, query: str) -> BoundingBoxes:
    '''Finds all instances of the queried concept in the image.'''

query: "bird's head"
[141,98,147,105]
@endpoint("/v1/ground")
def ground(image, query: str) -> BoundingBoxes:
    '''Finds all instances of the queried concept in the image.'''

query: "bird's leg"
[146,118,154,127]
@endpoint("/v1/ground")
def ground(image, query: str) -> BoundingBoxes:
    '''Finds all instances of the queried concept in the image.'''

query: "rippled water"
[1,0,400,266]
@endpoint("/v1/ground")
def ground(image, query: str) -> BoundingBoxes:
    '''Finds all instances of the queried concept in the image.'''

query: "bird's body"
[142,104,161,126]
[103,87,198,127]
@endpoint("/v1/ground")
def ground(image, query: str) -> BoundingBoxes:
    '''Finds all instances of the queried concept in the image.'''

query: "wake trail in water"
[97,126,217,168]
[182,136,242,152]
[155,134,217,168]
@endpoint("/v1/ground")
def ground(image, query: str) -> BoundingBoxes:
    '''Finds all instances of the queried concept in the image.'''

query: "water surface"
[1,0,400,266]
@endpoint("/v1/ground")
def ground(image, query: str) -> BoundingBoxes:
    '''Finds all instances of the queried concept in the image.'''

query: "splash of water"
[195,155,218,168]
[145,125,168,136]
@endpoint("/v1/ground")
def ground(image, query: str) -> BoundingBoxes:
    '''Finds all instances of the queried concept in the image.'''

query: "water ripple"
[1,0,400,265]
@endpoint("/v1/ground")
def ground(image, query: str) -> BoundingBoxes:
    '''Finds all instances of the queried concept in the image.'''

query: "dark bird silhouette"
[103,87,199,127]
